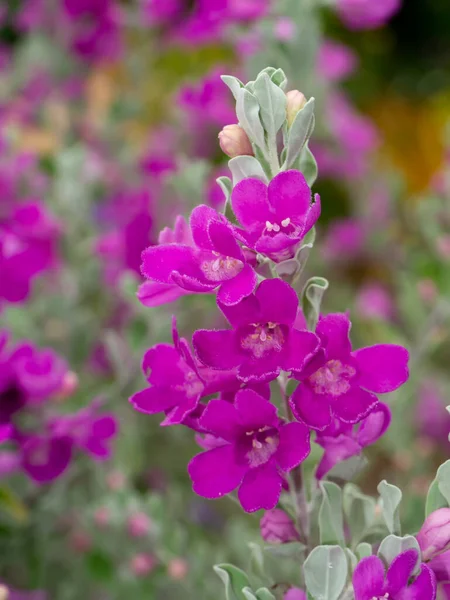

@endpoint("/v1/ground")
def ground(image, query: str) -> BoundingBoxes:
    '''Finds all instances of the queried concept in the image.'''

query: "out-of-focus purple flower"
[416,382,450,449]
[353,549,436,599]
[231,171,321,262]
[315,403,391,478]
[21,434,73,484]
[129,553,156,577]
[188,389,311,512]
[439,583,450,599]
[194,278,320,383]
[15,0,48,31]
[290,313,409,430]
[317,40,358,82]
[260,509,299,543]
[141,205,257,306]
[322,218,366,262]
[284,589,307,600]
[0,201,60,306]
[140,126,177,180]
[0,585,47,600]
[274,17,297,42]
[356,282,395,321]
[139,0,184,26]
[418,509,450,562]
[337,0,402,30]
[127,512,152,538]
[11,344,68,401]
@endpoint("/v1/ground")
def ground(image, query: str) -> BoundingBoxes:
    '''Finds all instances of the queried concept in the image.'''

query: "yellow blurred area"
[370,94,449,194]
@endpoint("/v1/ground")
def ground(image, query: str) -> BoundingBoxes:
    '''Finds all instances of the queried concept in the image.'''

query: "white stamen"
[212,258,221,272]
[272,223,280,232]
[265,221,274,232]
[281,217,291,228]
[260,329,267,342]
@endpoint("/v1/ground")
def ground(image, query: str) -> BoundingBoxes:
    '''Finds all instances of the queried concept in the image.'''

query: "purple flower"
[260,508,299,543]
[315,402,391,478]
[356,283,395,322]
[231,171,321,262]
[137,216,193,308]
[337,0,402,30]
[317,40,358,82]
[429,550,450,588]
[322,218,366,261]
[21,434,73,484]
[418,509,450,562]
[10,344,68,401]
[188,389,311,512]
[353,549,436,599]
[193,278,320,383]
[416,382,450,449]
[284,590,306,600]
[141,205,257,306]
[290,313,409,430]
[130,319,237,426]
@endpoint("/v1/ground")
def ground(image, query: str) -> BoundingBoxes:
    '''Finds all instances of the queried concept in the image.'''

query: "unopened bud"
[129,553,156,577]
[0,585,9,600]
[127,512,152,538]
[218,124,254,158]
[260,509,299,544]
[57,371,79,400]
[286,90,307,127]
[284,588,307,600]
[168,558,189,580]
[417,508,450,561]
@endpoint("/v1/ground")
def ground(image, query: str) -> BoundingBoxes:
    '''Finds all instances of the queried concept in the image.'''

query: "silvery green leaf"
[301,276,329,331]
[254,589,276,600]
[275,258,299,279]
[293,226,316,279]
[343,484,376,546]
[425,460,450,516]
[236,88,266,150]
[304,545,348,600]
[221,75,244,100]
[377,535,421,572]
[356,543,372,560]
[378,481,402,535]
[228,156,269,186]
[216,176,233,204]
[264,541,305,558]
[319,482,345,546]
[299,144,318,187]
[345,549,357,570]
[271,68,288,89]
[214,564,251,600]
[258,67,277,78]
[248,542,265,579]
[253,73,287,140]
[327,454,368,482]
[285,98,315,170]
[242,589,257,600]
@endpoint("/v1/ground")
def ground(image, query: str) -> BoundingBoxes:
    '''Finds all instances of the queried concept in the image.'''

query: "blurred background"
[0,0,449,598]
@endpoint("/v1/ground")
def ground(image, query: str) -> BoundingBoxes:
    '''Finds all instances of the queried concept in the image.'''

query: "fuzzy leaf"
[253,73,287,141]
[319,482,345,546]
[214,564,252,600]
[356,543,372,560]
[378,480,402,535]
[285,98,315,169]
[228,156,269,186]
[301,276,329,331]
[236,88,266,150]
[343,484,376,546]
[377,535,421,572]
[426,460,450,516]
[222,75,245,100]
[304,545,348,600]
[299,144,318,187]
[271,68,287,89]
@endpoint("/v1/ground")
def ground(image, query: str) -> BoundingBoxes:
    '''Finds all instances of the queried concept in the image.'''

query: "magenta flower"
[317,40,358,82]
[21,434,73,484]
[353,549,436,600]
[231,171,321,261]
[130,319,237,426]
[188,389,311,512]
[193,279,320,383]
[337,0,402,30]
[416,382,450,449]
[260,508,299,543]
[290,313,409,430]
[137,215,193,308]
[284,590,307,600]
[418,509,450,562]
[315,402,391,478]
[10,344,68,401]
[141,205,257,306]
[356,282,395,322]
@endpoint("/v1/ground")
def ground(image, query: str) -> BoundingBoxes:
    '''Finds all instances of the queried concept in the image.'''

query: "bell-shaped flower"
[193,278,320,383]
[290,312,409,430]
[141,205,257,306]
[188,389,311,512]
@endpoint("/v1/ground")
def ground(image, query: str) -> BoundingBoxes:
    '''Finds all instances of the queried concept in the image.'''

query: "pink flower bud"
[286,90,307,127]
[284,588,307,600]
[127,512,151,538]
[218,124,254,158]
[0,585,9,600]
[58,371,79,399]
[417,508,450,561]
[94,506,110,529]
[260,509,299,544]
[106,470,126,491]
[168,558,189,580]
[129,553,156,577]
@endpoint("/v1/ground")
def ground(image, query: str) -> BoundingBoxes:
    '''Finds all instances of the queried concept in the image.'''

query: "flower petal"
[282,329,320,374]
[140,244,195,282]
[386,549,418,595]
[237,354,281,384]
[208,219,243,260]
[315,434,362,479]
[276,422,310,472]
[129,387,185,414]
[142,344,186,386]
[301,194,321,237]
[316,312,352,359]
[256,278,299,326]
[238,462,283,512]
[217,263,257,306]
[193,329,242,370]
[200,399,241,441]
[188,444,246,499]
[219,293,261,326]
[161,394,200,426]
[137,281,190,307]
[171,270,216,292]
[190,204,222,250]
[231,178,272,229]
[357,402,391,447]
[290,384,332,431]
[269,170,312,220]
[401,564,437,600]
[353,344,410,394]
[352,555,386,600]
[235,389,278,431]
[333,386,379,424]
